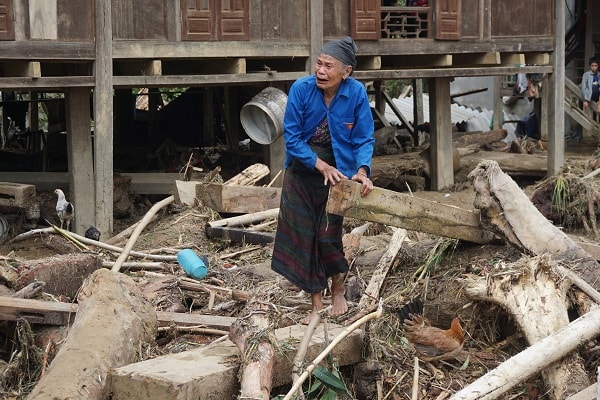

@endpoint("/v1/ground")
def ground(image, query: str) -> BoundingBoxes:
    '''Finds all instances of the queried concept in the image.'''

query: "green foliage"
[551,176,570,218]
[306,365,351,400]
[383,79,411,99]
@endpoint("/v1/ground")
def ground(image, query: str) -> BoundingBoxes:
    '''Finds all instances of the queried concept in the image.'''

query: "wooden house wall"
[57,0,93,41]
[0,1,556,54]
[459,0,479,38]
[250,0,307,41]
[323,1,349,39]
[112,0,171,41]
[491,0,554,37]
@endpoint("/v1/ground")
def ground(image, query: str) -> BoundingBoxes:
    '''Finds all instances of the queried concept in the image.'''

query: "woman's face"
[315,54,350,93]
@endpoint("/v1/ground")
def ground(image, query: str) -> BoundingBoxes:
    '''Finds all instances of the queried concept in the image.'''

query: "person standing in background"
[271,36,375,323]
[582,57,600,114]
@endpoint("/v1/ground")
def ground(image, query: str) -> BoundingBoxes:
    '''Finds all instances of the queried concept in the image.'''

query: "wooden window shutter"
[0,0,15,41]
[351,0,380,40]
[435,0,462,40]
[218,0,248,40]
[181,0,216,41]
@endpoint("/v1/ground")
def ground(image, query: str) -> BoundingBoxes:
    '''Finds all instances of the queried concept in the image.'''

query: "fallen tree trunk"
[461,255,590,399]
[229,300,275,399]
[464,160,600,399]
[468,160,600,290]
[26,269,157,400]
[450,305,600,400]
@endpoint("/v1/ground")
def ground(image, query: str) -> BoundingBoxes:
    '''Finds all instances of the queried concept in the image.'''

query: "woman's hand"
[315,158,347,186]
[352,171,373,197]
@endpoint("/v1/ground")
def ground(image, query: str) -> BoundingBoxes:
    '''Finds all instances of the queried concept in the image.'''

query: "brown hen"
[399,300,464,362]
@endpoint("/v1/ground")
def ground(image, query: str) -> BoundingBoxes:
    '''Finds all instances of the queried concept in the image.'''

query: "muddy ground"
[0,145,599,399]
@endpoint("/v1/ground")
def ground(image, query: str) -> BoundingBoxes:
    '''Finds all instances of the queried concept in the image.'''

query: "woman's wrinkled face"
[315,54,349,92]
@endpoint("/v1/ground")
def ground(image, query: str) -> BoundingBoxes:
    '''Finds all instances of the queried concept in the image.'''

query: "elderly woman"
[271,36,375,323]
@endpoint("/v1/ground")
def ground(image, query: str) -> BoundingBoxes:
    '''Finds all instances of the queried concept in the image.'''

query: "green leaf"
[321,389,338,400]
[312,365,347,392]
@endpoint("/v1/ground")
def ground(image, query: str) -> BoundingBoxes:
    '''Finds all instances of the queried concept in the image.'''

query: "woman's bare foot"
[330,290,348,317]
[330,273,348,317]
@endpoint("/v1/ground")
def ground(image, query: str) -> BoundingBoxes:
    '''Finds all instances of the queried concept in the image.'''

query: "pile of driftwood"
[325,161,600,400]
[0,157,599,399]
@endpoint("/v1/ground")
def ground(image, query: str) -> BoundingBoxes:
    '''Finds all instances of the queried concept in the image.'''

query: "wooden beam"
[381,89,414,134]
[548,0,565,177]
[326,180,494,244]
[2,61,42,78]
[0,296,76,326]
[116,60,162,76]
[429,77,454,189]
[383,54,453,68]
[144,60,162,76]
[205,226,275,245]
[108,323,364,399]
[352,65,553,81]
[357,55,381,70]
[0,172,182,194]
[501,53,526,66]
[525,52,550,65]
[65,87,94,234]
[452,52,500,66]
[197,183,281,213]
[0,296,235,329]
[309,0,323,72]
[94,0,114,237]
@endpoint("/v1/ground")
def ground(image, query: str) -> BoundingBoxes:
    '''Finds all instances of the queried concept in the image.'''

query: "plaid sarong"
[271,120,348,293]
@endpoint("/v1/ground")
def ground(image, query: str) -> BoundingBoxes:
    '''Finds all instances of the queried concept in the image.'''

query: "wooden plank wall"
[112,0,169,40]
[57,0,93,40]
[491,0,554,37]
[253,0,307,40]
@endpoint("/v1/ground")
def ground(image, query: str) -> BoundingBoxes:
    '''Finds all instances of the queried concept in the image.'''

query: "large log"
[326,180,494,244]
[370,153,428,189]
[26,269,157,400]
[452,129,507,148]
[463,160,600,399]
[468,160,600,290]
[229,301,275,399]
[462,151,547,177]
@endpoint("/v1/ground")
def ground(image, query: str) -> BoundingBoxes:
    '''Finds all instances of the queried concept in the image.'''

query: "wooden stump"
[26,269,157,400]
